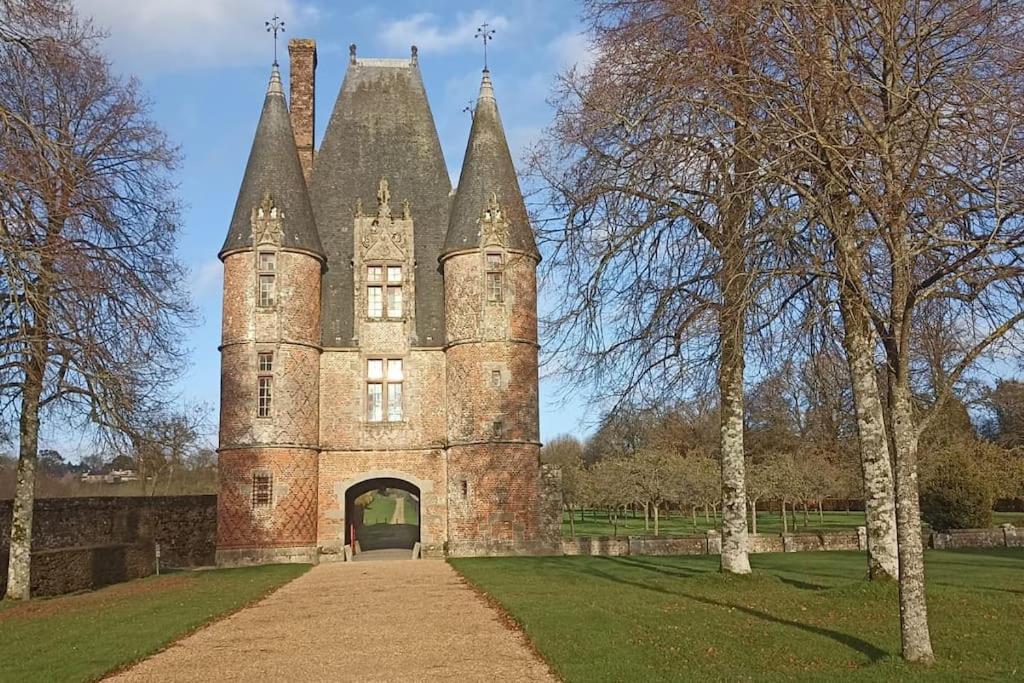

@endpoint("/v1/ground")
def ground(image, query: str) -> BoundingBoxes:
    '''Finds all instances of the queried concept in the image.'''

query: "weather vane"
[475,22,495,70]
[266,15,285,66]
[463,99,475,117]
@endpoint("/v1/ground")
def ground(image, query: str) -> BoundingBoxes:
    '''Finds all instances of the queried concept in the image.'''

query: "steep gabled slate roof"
[311,58,451,347]
[221,66,322,258]
[445,70,538,258]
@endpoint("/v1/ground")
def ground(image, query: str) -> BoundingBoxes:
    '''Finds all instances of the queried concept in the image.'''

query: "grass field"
[452,549,1024,681]
[0,564,308,682]
[563,509,1024,537]
[361,492,420,526]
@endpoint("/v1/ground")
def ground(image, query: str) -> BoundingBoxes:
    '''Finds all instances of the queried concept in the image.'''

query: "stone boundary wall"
[0,495,217,597]
[562,525,1021,557]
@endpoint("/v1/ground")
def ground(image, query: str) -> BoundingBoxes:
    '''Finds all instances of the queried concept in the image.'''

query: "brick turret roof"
[311,56,451,348]
[221,65,322,259]
[444,70,538,259]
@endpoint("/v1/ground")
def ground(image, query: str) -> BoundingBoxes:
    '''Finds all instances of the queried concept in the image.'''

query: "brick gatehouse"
[215,39,560,565]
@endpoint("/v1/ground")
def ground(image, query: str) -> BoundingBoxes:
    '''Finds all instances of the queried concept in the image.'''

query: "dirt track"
[106,560,555,682]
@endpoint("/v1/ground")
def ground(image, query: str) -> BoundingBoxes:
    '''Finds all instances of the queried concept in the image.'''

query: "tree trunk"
[751,498,758,535]
[818,500,824,524]
[653,503,660,537]
[568,505,575,539]
[838,282,900,580]
[803,503,809,527]
[643,502,649,531]
[890,376,935,663]
[6,366,45,601]
[692,506,698,528]
[781,501,788,534]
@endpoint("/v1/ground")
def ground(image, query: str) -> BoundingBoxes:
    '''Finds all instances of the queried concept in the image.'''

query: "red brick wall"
[287,38,316,182]
[217,448,318,550]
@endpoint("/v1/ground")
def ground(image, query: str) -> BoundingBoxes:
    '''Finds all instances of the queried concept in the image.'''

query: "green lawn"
[563,509,1024,537]
[361,493,420,526]
[0,563,309,682]
[451,549,1024,681]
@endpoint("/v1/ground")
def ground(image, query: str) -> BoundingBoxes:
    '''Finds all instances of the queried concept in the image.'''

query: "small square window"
[367,265,383,282]
[252,473,273,508]
[487,253,503,267]
[387,266,402,283]
[258,352,273,373]
[490,369,502,387]
[492,419,504,438]
[258,252,276,272]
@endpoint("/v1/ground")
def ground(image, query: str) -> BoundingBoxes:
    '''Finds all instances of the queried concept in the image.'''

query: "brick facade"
[217,43,559,565]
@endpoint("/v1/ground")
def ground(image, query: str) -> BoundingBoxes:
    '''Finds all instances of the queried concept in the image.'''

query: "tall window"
[257,352,273,418]
[258,252,276,308]
[252,472,273,508]
[486,253,503,303]
[367,358,403,422]
[367,264,403,318]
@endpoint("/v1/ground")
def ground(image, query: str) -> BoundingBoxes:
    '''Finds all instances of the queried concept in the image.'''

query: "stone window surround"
[364,355,406,424]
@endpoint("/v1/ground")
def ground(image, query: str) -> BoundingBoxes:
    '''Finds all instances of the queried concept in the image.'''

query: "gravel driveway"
[107,559,555,682]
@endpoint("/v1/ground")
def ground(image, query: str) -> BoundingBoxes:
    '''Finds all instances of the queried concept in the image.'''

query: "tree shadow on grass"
[582,557,890,663]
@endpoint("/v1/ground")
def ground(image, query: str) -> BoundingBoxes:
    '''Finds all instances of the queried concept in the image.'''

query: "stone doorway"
[344,478,421,551]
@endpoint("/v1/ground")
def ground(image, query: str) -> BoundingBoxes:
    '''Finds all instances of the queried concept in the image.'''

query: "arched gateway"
[345,478,421,551]
[214,39,562,566]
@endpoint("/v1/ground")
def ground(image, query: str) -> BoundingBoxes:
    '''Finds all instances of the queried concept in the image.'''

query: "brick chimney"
[288,38,317,183]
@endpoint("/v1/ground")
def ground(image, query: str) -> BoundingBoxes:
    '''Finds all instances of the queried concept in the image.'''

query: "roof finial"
[349,43,357,65]
[411,45,418,65]
[463,99,475,117]
[265,15,285,66]
[475,22,495,71]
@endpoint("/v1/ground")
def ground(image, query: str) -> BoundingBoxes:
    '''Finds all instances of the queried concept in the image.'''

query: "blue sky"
[53,0,597,454]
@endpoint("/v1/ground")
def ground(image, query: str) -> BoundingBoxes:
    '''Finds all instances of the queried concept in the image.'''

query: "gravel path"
[107,560,556,682]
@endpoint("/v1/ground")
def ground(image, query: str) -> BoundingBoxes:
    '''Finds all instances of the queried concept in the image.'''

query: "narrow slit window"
[257,376,273,418]
[258,252,277,308]
[486,253,503,303]
[252,473,272,508]
[259,274,276,308]
[490,369,502,388]
[492,419,504,438]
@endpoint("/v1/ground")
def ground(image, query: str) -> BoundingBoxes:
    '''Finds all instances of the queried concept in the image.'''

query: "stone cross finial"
[411,45,419,65]
[349,43,357,64]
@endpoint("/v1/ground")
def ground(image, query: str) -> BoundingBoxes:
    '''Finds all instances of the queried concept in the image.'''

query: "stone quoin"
[216,39,560,565]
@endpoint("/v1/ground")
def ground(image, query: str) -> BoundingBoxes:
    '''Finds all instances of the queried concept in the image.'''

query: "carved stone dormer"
[478,192,509,249]
[251,192,284,247]
[353,176,417,348]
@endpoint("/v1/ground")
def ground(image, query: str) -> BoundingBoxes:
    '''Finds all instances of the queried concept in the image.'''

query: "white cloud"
[74,0,319,73]
[380,10,509,55]
[190,258,222,300]
[549,28,598,73]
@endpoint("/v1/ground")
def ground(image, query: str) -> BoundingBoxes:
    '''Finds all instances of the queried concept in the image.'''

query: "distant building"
[215,40,561,566]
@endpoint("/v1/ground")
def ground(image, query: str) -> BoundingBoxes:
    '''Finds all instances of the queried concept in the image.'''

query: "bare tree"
[533,0,796,575]
[733,0,1024,662]
[0,11,192,599]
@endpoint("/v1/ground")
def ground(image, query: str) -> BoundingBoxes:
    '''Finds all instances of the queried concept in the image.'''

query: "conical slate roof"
[444,70,538,258]
[221,65,322,258]
[311,57,451,347]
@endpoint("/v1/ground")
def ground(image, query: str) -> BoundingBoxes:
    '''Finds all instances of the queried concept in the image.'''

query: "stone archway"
[344,477,421,551]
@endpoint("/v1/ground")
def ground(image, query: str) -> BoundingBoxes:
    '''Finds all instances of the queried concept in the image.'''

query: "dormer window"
[367,263,403,319]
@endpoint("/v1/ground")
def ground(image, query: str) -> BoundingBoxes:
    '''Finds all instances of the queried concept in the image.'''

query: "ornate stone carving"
[478,192,508,247]
[377,177,391,218]
[251,191,284,245]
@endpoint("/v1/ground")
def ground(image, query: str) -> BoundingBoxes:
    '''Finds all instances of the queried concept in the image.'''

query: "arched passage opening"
[344,477,421,551]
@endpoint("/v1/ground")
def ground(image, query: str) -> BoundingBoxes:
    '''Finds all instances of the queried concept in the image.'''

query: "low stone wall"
[0,495,217,597]
[562,526,1020,557]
